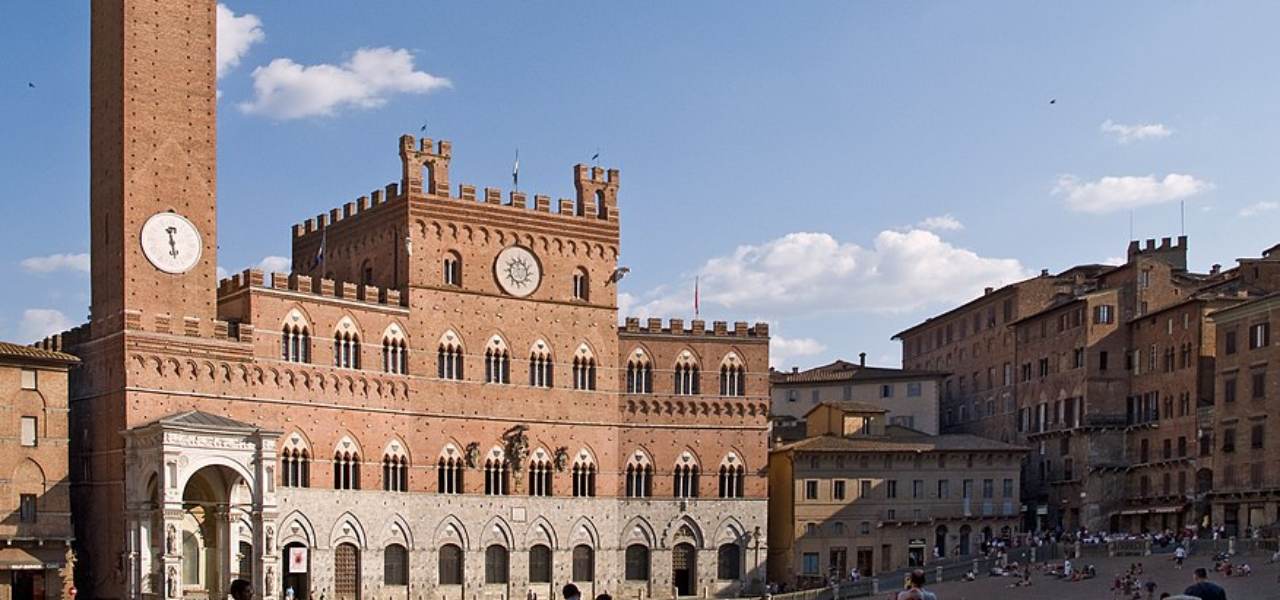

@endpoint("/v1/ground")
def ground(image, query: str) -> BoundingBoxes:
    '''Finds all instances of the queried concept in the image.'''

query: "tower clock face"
[494,246,541,297]
[140,211,203,274]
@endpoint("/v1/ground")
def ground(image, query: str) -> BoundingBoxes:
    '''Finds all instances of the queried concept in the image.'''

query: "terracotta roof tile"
[0,342,79,365]
[770,360,943,385]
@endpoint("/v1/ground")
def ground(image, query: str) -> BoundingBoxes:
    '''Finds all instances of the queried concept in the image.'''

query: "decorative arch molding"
[329,511,369,549]
[278,511,317,547]
[432,515,471,550]
[523,517,560,550]
[620,517,657,548]
[380,514,415,549]
[660,515,704,549]
[479,516,514,549]
[568,517,600,548]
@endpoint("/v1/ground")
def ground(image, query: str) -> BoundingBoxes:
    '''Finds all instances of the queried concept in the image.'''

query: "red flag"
[694,276,700,317]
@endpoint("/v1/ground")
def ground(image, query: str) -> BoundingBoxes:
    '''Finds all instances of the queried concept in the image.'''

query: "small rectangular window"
[880,384,893,398]
[18,494,36,523]
[833,480,846,500]
[19,417,36,447]
[19,369,36,390]
[804,480,818,500]
[906,382,922,397]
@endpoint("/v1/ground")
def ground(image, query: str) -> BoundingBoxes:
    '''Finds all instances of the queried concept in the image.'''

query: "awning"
[0,547,62,570]
[1116,505,1185,516]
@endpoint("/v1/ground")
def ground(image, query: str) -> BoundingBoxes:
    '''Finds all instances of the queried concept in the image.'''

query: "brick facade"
[47,2,770,599]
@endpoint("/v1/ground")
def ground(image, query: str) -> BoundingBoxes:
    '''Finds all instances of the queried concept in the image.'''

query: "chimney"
[1040,269,1050,277]
[859,352,867,367]
[791,366,799,374]
[1211,264,1221,275]
[984,287,994,295]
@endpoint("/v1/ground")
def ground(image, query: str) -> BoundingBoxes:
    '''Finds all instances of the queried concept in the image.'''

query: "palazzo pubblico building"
[40,2,770,599]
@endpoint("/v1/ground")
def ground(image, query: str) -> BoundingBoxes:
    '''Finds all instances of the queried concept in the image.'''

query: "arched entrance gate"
[123,411,281,600]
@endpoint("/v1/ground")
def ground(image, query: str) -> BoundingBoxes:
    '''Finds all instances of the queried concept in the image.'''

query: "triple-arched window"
[528,451,553,497]
[281,318,311,363]
[334,331,360,369]
[484,336,511,384]
[281,437,310,488]
[625,452,654,498]
[572,345,597,391]
[382,325,408,375]
[333,447,360,490]
[437,331,463,380]
[529,340,553,388]
[572,452,596,497]
[626,349,654,394]
[674,352,701,395]
[437,446,464,495]
[674,452,700,498]
[718,454,746,499]
[382,442,409,492]
[484,450,509,496]
[719,353,746,397]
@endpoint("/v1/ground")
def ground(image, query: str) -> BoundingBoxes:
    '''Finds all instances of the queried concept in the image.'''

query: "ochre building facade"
[44,2,770,599]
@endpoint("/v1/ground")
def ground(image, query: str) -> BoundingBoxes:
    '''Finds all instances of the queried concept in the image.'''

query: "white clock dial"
[494,246,541,297]
[140,212,203,274]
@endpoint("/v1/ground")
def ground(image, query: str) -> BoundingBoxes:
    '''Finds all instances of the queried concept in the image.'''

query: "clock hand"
[165,226,179,258]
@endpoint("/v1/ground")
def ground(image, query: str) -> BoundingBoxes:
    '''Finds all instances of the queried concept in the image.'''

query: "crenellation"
[484,187,502,205]
[183,316,201,337]
[270,273,289,290]
[154,313,172,335]
[620,318,772,339]
[356,196,368,212]
[329,207,342,224]
[459,184,477,201]
[370,189,383,205]
[338,281,358,299]
[358,284,380,303]
[535,194,551,212]
[213,319,228,339]
[315,277,336,297]
[558,199,574,214]
[343,202,355,218]
[509,191,526,209]
[287,273,313,293]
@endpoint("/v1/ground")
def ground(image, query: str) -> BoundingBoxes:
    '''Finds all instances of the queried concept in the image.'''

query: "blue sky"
[2,2,1279,368]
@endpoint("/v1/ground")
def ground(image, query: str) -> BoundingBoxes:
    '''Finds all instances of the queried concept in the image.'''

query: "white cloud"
[1102,256,1126,266]
[916,214,963,232]
[1054,173,1212,214]
[18,309,73,343]
[20,253,89,274]
[239,47,450,119]
[1100,119,1172,144]
[1239,201,1278,217]
[622,229,1028,320]
[257,255,291,273]
[770,335,827,369]
[216,4,264,79]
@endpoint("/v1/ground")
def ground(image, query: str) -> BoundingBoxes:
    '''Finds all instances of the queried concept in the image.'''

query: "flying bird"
[607,266,630,284]
[591,152,599,161]
[27,82,35,88]
[419,122,428,132]
[1049,99,1056,104]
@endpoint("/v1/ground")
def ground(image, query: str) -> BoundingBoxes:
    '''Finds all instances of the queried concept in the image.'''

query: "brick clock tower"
[90,0,218,333]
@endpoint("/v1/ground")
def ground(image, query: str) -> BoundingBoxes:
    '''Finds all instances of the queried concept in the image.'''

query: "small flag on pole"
[512,149,520,190]
[694,276,700,317]
[313,229,326,270]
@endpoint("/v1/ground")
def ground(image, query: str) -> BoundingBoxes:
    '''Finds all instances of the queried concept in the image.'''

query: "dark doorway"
[282,543,310,600]
[12,570,45,600]
[855,548,873,577]
[672,543,696,596]
[828,547,847,579]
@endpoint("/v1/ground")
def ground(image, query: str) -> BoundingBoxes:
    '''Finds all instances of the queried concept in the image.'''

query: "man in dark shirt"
[1184,567,1227,600]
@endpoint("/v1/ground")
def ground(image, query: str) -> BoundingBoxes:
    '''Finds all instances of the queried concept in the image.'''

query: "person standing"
[1183,568,1227,600]
[895,570,936,600]
[1174,545,1187,569]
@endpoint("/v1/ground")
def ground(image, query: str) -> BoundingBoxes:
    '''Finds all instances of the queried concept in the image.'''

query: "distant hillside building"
[769,358,944,440]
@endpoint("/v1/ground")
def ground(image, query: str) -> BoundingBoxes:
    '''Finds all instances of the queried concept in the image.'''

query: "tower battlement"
[1126,235,1188,270]
[292,135,621,245]
[218,269,407,309]
[620,317,770,339]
